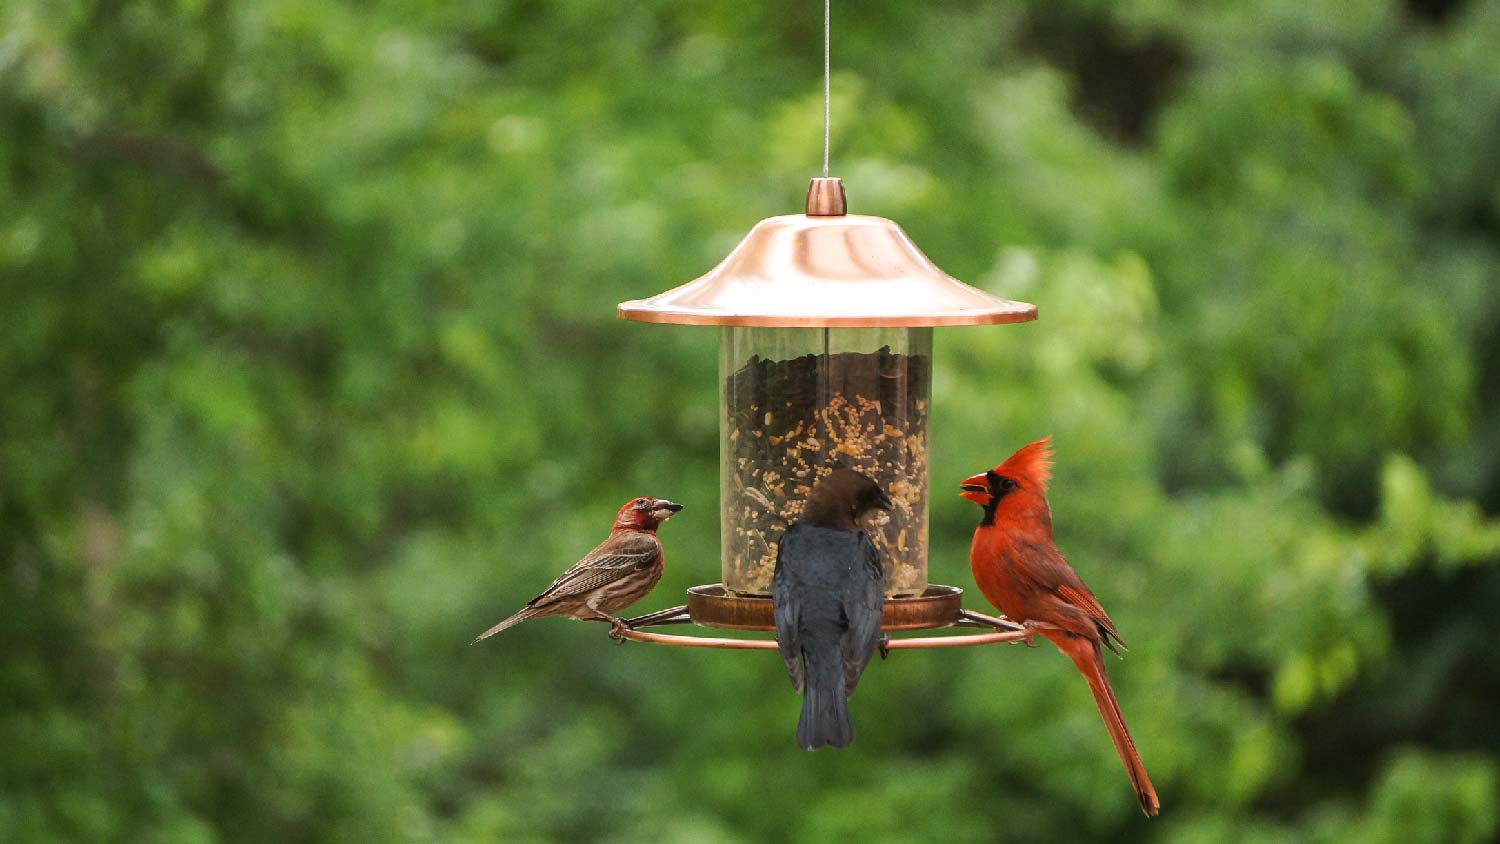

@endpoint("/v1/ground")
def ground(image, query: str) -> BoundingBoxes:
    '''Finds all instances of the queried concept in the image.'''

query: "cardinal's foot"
[1018,619,1063,647]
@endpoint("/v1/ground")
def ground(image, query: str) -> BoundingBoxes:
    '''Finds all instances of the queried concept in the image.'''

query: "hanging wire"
[822,0,831,177]
[819,1,832,408]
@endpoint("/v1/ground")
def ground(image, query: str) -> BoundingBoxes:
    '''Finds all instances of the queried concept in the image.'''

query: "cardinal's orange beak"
[959,472,990,506]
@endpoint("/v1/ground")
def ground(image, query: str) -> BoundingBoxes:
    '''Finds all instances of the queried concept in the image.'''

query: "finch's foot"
[878,635,892,660]
[608,618,633,643]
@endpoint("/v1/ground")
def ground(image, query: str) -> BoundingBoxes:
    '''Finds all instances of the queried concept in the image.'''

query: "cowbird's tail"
[796,644,853,750]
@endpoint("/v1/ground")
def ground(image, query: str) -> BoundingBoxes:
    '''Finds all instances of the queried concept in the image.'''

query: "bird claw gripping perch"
[1020,621,1040,648]
[608,618,634,644]
[1019,619,1063,648]
[878,635,892,660]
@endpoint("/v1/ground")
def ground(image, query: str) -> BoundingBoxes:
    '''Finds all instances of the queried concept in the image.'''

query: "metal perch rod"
[610,607,1034,650]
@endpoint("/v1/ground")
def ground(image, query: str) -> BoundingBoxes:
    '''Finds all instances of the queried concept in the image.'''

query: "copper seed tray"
[612,584,1031,651]
[687,583,961,631]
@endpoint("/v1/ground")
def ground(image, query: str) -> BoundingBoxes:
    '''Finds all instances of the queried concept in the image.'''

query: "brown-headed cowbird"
[773,469,892,749]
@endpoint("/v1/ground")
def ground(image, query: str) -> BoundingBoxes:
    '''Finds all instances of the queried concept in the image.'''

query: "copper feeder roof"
[617,178,1037,328]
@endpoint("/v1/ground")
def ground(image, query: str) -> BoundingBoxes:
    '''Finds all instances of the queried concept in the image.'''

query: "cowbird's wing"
[841,531,885,695]
[772,527,803,691]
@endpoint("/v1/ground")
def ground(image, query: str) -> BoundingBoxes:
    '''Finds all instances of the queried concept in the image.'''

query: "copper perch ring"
[609,584,1035,651]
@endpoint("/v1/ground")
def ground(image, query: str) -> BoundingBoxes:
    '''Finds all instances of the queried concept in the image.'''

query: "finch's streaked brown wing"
[528,531,660,606]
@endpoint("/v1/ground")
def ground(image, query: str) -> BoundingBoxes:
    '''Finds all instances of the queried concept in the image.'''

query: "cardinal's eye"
[995,477,1017,492]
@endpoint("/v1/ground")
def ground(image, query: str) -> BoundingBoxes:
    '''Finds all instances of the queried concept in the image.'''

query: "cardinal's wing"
[1010,535,1126,651]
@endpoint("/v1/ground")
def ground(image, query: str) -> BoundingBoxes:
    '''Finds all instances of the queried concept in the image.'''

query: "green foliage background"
[4,1,1500,842]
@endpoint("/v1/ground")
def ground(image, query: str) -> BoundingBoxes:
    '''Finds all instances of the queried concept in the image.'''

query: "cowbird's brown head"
[613,497,683,531]
[799,469,893,531]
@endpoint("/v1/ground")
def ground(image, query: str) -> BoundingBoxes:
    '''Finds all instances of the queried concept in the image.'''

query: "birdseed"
[722,347,930,597]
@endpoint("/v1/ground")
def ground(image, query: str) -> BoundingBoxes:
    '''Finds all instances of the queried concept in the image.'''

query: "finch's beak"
[651,500,683,521]
[959,473,990,506]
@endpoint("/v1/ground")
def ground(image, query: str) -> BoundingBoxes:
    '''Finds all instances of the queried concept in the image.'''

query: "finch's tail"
[796,646,853,750]
[1049,630,1161,816]
[471,606,539,644]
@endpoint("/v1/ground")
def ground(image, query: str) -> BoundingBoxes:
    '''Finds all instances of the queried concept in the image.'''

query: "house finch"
[471,497,682,643]
[773,469,892,750]
[961,438,1160,816]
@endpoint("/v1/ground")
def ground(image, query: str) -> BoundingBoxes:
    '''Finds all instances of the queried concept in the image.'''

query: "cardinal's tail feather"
[1053,632,1161,816]
[471,606,539,644]
[796,646,853,750]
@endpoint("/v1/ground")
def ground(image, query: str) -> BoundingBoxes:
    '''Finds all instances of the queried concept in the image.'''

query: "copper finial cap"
[805,177,847,216]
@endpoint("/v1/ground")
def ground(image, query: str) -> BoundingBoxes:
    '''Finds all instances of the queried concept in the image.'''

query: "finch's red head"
[614,497,684,531]
[959,437,1054,518]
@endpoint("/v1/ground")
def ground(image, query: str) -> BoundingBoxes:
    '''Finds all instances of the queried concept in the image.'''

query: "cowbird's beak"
[876,488,894,510]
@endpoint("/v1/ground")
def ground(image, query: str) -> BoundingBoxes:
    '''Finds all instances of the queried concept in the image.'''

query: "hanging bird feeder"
[612,177,1039,650]
[605,0,1037,649]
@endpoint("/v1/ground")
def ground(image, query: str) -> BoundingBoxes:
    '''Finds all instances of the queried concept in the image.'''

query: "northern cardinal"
[961,438,1160,816]
[471,497,682,643]
[773,469,892,750]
